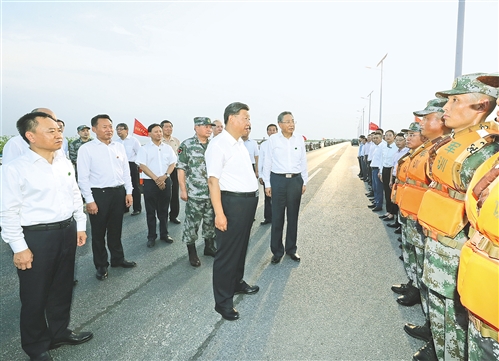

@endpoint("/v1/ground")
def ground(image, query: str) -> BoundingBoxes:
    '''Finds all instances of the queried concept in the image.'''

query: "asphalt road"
[0,143,426,361]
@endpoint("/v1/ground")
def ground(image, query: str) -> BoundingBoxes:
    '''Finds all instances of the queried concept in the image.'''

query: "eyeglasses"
[280,120,296,125]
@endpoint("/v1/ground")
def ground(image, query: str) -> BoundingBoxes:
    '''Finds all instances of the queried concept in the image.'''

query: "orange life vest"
[392,146,425,206]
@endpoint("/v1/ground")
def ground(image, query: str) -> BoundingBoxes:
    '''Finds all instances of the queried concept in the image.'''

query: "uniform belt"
[272,172,300,178]
[23,217,74,232]
[221,190,258,198]
[423,228,465,250]
[468,227,499,260]
[430,182,466,201]
[91,185,124,191]
[406,179,429,189]
[469,313,499,342]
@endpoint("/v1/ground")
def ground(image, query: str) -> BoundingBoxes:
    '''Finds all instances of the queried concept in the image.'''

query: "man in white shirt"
[77,114,137,281]
[56,119,69,157]
[212,120,224,137]
[136,123,177,248]
[263,111,308,264]
[1,111,92,361]
[116,123,142,216]
[206,102,260,321]
[258,123,278,225]
[368,131,385,212]
[379,130,398,221]
[160,120,181,224]
[242,125,259,177]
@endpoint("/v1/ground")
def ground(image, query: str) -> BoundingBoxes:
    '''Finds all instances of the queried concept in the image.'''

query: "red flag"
[133,118,148,136]
[302,135,307,141]
[414,116,422,123]
[369,122,379,131]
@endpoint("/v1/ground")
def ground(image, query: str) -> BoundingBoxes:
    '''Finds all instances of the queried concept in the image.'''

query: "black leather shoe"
[399,244,402,249]
[30,351,53,361]
[95,267,108,280]
[399,255,404,261]
[160,235,174,243]
[405,320,432,342]
[387,223,398,228]
[260,219,271,225]
[372,207,382,212]
[111,260,137,268]
[397,286,421,306]
[383,216,395,222]
[367,204,376,209]
[288,253,301,262]
[398,237,402,242]
[365,192,374,197]
[394,227,402,234]
[379,214,388,219]
[170,218,181,224]
[131,210,141,216]
[413,341,438,361]
[214,305,239,321]
[391,279,413,294]
[271,255,282,264]
[234,283,259,295]
[50,331,93,349]
[147,239,155,248]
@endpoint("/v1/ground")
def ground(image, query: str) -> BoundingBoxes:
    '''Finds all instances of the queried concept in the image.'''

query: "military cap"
[413,98,447,117]
[435,73,499,99]
[401,122,421,133]
[476,73,499,88]
[77,125,90,131]
[194,117,216,126]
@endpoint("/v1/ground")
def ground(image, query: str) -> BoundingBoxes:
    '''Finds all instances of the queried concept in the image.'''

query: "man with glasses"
[160,120,181,224]
[263,111,308,264]
[242,125,259,177]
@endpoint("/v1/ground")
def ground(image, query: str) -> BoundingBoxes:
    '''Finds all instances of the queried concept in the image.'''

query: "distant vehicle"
[351,139,359,146]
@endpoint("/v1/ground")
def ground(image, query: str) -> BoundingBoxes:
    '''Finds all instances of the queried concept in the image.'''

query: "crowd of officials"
[357,73,499,361]
[0,102,308,360]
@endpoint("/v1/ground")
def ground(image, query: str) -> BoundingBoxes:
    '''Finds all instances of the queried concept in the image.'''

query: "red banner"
[369,122,379,131]
[133,118,148,136]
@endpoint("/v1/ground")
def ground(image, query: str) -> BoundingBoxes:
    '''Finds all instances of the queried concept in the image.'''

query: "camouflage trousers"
[468,317,499,361]
[181,197,215,245]
[401,221,417,285]
[424,236,468,360]
[406,218,429,317]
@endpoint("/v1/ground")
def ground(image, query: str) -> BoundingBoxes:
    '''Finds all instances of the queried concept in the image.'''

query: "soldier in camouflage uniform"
[415,73,499,361]
[177,117,217,267]
[68,125,93,180]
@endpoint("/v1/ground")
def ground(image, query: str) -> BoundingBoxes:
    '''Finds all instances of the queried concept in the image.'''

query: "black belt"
[91,185,124,191]
[221,190,258,198]
[23,217,74,232]
[272,172,300,178]
[371,167,379,170]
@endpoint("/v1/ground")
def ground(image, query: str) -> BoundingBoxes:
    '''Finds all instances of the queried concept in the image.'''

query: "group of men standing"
[359,72,499,361]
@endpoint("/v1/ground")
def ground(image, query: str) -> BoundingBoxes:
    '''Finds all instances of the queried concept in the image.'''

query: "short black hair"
[396,132,405,138]
[148,123,161,133]
[223,102,249,125]
[267,123,278,131]
[359,135,366,139]
[17,112,53,144]
[116,123,128,130]
[385,130,395,136]
[277,111,293,123]
[91,114,112,127]
[56,119,65,126]
[160,120,173,127]
[376,128,384,134]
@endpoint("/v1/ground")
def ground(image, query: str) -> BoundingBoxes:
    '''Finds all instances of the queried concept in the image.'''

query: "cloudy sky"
[1,0,497,142]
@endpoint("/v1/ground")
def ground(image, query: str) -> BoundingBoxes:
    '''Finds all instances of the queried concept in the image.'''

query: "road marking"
[308,168,322,182]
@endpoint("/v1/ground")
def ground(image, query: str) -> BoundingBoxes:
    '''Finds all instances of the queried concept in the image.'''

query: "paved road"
[0,143,426,361]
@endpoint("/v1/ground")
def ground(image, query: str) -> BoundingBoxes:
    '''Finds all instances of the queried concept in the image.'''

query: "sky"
[1,0,498,142]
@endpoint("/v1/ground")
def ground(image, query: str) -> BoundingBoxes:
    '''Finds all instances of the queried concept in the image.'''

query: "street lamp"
[366,54,387,128]
[357,107,365,135]
[361,90,373,134]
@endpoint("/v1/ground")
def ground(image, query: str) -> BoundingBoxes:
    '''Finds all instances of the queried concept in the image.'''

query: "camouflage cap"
[477,73,499,88]
[435,72,499,99]
[413,98,447,116]
[400,122,421,133]
[77,125,90,131]
[194,117,216,126]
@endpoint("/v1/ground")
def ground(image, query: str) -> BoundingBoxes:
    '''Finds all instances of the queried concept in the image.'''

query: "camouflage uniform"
[419,74,499,361]
[468,323,499,361]
[69,137,93,166]
[177,134,215,245]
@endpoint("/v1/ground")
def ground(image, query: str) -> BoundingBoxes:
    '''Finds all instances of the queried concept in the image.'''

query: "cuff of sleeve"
[85,196,94,203]
[9,239,29,254]
[76,220,86,232]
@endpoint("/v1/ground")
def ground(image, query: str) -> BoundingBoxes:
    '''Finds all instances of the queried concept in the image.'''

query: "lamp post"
[376,53,388,129]
[362,90,373,134]
[357,108,365,135]
[455,0,465,78]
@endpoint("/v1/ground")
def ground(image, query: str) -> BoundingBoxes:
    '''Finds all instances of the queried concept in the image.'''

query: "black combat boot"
[187,244,201,267]
[204,238,217,257]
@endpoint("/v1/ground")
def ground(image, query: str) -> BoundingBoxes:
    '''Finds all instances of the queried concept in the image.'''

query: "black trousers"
[213,193,258,308]
[89,186,126,268]
[169,168,180,221]
[143,178,171,240]
[129,162,142,212]
[382,167,396,214]
[18,221,77,357]
[366,158,372,185]
[262,181,272,222]
[270,172,303,257]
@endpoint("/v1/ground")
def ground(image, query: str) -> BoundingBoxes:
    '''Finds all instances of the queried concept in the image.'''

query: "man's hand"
[155,175,167,187]
[265,187,271,197]
[215,214,228,232]
[180,189,188,202]
[86,202,98,215]
[77,231,87,246]
[258,178,264,185]
[255,170,259,178]
[13,249,33,270]
[125,194,133,208]
[302,185,306,194]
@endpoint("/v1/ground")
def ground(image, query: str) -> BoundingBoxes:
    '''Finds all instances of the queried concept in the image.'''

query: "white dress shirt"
[258,140,270,177]
[262,132,308,186]
[77,138,133,203]
[205,129,258,192]
[0,150,86,253]
[382,141,398,168]
[135,140,177,179]
[243,138,259,164]
[2,135,29,165]
[362,141,371,157]
[116,135,141,163]
[392,147,410,176]
[370,142,384,168]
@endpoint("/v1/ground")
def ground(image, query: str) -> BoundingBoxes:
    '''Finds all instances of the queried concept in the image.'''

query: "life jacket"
[458,153,499,331]
[399,137,447,219]
[418,121,499,240]
[392,146,423,205]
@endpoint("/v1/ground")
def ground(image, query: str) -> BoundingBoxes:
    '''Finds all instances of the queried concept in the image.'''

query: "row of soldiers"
[376,72,499,361]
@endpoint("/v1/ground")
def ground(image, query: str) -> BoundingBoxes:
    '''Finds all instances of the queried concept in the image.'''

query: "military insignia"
[452,79,458,89]
[178,147,183,154]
